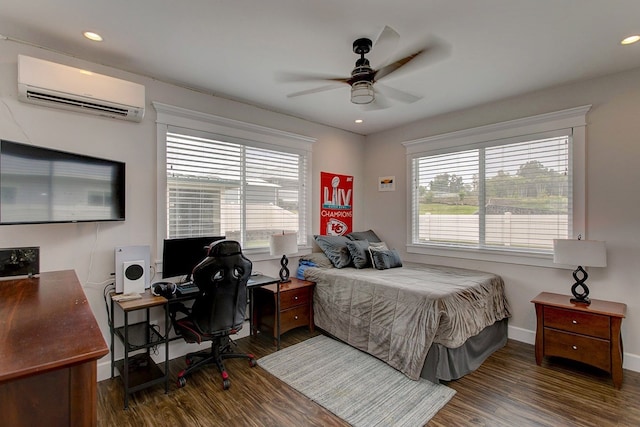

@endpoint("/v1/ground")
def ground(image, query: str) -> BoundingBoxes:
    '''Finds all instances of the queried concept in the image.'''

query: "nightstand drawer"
[544,328,611,372]
[543,306,610,339]
[280,288,311,310]
[280,305,311,334]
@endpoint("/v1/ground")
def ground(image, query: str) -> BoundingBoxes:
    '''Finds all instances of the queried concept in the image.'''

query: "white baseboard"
[507,325,640,373]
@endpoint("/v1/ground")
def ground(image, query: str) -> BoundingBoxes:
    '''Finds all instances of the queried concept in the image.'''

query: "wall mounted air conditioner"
[17,55,145,122]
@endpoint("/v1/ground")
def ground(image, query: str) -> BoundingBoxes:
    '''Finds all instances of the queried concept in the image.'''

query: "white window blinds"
[410,133,572,253]
[166,130,309,249]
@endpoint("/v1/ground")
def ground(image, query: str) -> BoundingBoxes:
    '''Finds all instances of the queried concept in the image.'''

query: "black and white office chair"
[170,239,255,390]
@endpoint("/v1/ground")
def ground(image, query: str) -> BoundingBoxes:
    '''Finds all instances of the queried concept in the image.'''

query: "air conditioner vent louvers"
[26,91,129,116]
[17,55,145,122]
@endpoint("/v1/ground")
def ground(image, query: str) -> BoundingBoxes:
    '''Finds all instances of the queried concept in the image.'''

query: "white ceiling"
[2,0,640,135]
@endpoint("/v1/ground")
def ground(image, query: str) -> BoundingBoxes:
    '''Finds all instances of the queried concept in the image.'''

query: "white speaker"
[122,260,146,294]
[115,245,151,293]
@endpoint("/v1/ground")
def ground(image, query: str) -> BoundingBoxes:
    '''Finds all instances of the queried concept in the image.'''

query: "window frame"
[403,105,591,267]
[153,102,315,260]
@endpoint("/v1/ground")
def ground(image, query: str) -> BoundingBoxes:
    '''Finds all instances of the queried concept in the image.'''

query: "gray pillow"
[370,248,403,270]
[346,229,381,243]
[314,235,352,268]
[346,239,371,269]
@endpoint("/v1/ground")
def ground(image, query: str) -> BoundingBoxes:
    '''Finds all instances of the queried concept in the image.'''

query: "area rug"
[258,335,455,427]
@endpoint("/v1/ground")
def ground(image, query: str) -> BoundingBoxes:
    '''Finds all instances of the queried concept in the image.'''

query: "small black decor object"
[553,235,607,305]
[269,232,298,282]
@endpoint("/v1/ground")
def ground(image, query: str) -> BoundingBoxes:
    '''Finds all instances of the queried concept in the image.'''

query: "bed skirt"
[420,318,508,383]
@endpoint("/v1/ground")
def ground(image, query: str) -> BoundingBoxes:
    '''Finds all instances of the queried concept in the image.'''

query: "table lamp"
[553,236,607,305]
[269,232,298,282]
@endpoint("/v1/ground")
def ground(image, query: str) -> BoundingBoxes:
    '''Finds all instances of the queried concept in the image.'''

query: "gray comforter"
[304,262,511,380]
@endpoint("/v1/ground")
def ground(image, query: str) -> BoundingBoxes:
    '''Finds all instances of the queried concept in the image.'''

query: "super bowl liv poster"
[320,172,353,236]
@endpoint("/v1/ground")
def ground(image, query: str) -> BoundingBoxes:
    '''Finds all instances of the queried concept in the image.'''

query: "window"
[404,106,590,265]
[154,102,314,252]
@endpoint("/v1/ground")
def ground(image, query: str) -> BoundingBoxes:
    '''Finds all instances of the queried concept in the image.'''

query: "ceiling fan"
[282,26,442,108]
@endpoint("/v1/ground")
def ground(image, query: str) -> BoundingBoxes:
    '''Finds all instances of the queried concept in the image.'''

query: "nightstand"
[531,292,626,388]
[252,277,315,348]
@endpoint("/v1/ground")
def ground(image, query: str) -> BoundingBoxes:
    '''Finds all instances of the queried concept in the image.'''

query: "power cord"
[103,282,115,329]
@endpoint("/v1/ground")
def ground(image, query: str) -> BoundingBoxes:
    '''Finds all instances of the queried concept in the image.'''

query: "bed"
[300,236,511,383]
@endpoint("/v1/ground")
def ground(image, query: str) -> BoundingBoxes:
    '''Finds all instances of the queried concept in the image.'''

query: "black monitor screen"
[162,236,225,282]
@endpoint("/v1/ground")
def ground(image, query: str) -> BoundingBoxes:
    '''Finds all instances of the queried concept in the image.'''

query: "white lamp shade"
[553,239,607,267]
[269,232,298,256]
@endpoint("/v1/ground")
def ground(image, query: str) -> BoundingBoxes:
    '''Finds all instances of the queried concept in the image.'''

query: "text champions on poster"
[320,172,353,236]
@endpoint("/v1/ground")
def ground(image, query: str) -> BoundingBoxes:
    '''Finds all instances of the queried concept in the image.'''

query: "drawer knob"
[294,315,299,320]
[572,320,578,324]
[572,345,578,350]
[294,296,298,300]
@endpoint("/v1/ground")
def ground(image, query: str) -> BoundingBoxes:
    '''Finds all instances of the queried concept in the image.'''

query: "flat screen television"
[162,236,226,282]
[0,140,125,225]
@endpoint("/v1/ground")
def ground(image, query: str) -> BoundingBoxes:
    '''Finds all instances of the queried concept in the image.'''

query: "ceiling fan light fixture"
[351,81,375,104]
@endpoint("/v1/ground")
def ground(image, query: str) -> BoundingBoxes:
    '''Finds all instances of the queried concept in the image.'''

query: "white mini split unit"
[17,55,145,122]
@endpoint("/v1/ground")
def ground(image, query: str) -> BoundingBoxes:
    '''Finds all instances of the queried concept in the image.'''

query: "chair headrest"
[206,239,243,257]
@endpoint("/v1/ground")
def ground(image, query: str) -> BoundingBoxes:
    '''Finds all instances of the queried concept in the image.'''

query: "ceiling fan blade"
[286,82,346,98]
[374,49,426,81]
[375,36,452,82]
[376,83,422,104]
[275,71,349,84]
[361,95,392,111]
[369,25,400,68]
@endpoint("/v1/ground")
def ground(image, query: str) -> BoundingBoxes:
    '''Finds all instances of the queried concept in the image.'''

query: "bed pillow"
[346,229,382,243]
[313,235,352,268]
[299,252,334,269]
[346,239,371,269]
[369,246,403,270]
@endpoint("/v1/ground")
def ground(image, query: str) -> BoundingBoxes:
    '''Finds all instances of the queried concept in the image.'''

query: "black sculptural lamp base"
[570,265,591,305]
[279,254,291,283]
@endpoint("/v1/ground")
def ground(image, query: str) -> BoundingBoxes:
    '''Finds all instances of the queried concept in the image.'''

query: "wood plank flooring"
[97,329,640,426]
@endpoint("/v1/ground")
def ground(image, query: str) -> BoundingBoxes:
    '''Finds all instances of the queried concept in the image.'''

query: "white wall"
[364,66,640,372]
[0,41,365,380]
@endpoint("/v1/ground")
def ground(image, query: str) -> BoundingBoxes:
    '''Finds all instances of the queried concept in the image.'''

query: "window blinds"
[166,130,307,249]
[411,134,571,252]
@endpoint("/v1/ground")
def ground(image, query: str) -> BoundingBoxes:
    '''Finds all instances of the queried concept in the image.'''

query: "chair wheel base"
[177,375,187,388]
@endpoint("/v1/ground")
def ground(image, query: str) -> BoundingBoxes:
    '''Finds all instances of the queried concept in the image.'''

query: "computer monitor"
[162,236,225,282]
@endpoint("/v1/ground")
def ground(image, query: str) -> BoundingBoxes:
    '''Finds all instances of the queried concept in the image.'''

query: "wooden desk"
[0,270,109,426]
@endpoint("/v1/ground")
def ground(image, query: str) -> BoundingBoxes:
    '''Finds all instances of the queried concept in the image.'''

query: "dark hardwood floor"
[98,329,640,426]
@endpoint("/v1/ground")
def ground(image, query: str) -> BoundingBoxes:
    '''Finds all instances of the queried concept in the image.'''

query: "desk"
[0,270,109,427]
[110,290,169,409]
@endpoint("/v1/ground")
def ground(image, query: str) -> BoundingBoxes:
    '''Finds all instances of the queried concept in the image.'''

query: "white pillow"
[368,242,388,269]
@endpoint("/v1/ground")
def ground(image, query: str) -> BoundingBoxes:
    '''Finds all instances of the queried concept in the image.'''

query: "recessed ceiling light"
[83,31,103,42]
[355,119,363,124]
[621,35,640,45]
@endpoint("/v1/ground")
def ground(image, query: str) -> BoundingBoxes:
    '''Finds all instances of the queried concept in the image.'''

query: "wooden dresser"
[531,292,626,388]
[0,270,109,426]
[253,277,315,346]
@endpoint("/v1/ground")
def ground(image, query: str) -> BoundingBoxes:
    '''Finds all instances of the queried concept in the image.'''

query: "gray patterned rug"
[258,335,455,427]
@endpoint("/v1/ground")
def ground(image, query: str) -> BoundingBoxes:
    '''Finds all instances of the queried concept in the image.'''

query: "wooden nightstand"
[252,277,315,348]
[531,292,626,388]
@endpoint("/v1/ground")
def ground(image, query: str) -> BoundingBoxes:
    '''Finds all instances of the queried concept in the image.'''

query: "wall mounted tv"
[0,140,125,225]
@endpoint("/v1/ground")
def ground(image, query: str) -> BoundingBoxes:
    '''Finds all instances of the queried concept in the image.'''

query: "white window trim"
[152,102,315,260]
[402,105,591,267]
